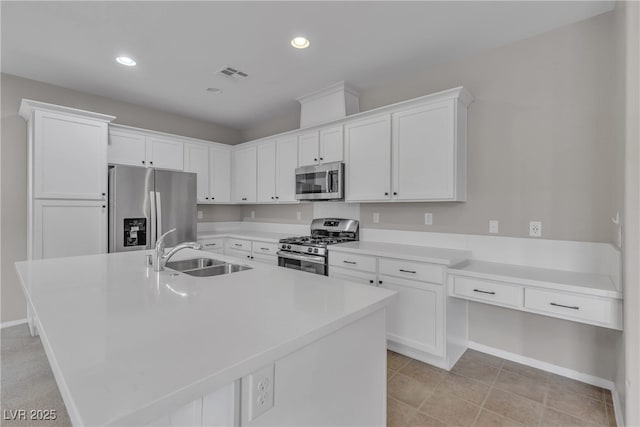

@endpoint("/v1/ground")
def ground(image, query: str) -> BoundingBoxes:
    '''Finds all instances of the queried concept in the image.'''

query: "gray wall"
[240,12,618,245]
[0,73,241,323]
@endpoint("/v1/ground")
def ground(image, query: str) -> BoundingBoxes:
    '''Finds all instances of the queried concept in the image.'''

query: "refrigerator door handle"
[149,191,157,245]
[156,192,163,239]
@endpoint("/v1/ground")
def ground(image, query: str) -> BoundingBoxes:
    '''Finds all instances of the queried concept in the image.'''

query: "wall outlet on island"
[529,221,542,237]
[197,210,203,220]
[247,364,275,421]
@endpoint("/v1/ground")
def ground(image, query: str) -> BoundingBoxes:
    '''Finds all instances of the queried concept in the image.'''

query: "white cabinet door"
[392,101,455,201]
[202,382,239,427]
[33,111,108,200]
[184,143,210,203]
[379,275,444,358]
[345,115,391,201]
[329,266,377,286]
[233,146,257,202]
[257,141,277,203]
[210,146,231,203]
[108,130,147,167]
[33,200,107,259]
[297,131,319,167]
[319,125,344,164]
[146,137,184,170]
[275,136,298,202]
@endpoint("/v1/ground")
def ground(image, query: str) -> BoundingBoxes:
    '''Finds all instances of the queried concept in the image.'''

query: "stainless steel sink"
[165,257,252,277]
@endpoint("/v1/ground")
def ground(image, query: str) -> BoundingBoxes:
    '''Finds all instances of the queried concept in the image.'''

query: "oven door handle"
[277,251,326,265]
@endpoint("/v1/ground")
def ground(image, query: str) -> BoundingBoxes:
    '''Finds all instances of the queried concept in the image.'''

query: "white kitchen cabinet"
[233,146,257,203]
[33,200,107,259]
[32,110,109,200]
[108,127,183,171]
[108,129,147,167]
[257,141,277,203]
[329,266,377,286]
[184,143,211,203]
[344,115,392,202]
[209,146,231,203]
[379,275,444,358]
[146,136,184,170]
[392,100,465,201]
[275,136,298,202]
[297,126,343,167]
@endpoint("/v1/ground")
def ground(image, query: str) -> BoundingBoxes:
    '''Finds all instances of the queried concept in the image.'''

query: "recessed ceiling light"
[115,56,136,66]
[290,37,310,49]
[206,88,222,94]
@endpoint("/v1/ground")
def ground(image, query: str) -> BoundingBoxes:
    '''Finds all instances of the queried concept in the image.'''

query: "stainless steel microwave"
[295,162,344,201]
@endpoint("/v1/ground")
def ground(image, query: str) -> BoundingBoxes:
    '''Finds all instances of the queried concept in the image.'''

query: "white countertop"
[15,250,394,426]
[330,241,472,266]
[198,229,295,243]
[448,259,622,299]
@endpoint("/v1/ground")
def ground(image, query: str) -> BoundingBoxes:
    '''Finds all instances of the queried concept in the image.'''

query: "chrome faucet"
[154,228,202,272]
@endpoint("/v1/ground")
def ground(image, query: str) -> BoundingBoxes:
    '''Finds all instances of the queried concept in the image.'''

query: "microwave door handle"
[326,172,331,193]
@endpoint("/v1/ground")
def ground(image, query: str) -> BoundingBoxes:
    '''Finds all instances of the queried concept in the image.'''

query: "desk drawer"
[329,251,376,273]
[379,258,443,284]
[524,288,615,325]
[252,241,278,256]
[227,238,251,252]
[452,276,523,308]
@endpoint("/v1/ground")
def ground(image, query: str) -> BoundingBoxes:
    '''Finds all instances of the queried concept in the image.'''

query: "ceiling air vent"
[217,66,249,80]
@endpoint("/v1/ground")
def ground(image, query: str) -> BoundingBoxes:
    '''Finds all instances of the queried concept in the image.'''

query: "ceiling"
[1,1,614,130]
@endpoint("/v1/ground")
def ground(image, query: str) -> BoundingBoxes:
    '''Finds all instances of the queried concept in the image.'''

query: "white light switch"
[373,213,380,224]
[197,210,203,220]
[424,213,433,225]
[489,220,499,234]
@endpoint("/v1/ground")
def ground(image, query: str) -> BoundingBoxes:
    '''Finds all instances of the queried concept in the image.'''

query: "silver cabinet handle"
[399,269,416,274]
[204,243,217,247]
[550,302,580,310]
[343,260,356,265]
[473,289,496,295]
[260,247,269,251]
[234,243,243,247]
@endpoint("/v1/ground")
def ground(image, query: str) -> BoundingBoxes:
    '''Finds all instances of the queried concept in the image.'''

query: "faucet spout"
[153,228,202,271]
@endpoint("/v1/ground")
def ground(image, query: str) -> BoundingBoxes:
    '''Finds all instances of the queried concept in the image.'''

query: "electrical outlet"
[529,221,542,237]
[296,211,301,221]
[248,364,274,421]
[424,213,433,225]
[197,210,203,220]
[373,212,380,224]
[489,220,499,234]
[250,210,255,219]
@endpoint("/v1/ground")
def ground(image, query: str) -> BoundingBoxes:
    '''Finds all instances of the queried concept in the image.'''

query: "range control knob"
[287,245,291,249]
[307,248,313,253]
[314,248,319,253]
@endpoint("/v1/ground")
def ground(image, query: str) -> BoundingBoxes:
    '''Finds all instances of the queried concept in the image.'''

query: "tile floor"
[387,349,616,427]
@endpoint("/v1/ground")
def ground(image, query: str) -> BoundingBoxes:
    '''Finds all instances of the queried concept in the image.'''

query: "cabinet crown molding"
[19,99,116,123]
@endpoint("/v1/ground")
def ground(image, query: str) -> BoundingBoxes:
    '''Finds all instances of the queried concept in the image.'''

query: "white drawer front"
[379,258,444,284]
[227,248,252,260]
[252,241,278,256]
[452,276,523,308]
[524,288,616,326]
[252,252,277,265]
[227,238,251,252]
[199,238,224,252]
[329,266,377,286]
[329,251,376,273]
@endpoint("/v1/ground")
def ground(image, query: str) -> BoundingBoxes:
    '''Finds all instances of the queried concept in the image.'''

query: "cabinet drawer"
[452,276,523,308]
[227,238,251,252]
[252,241,278,256]
[252,252,277,265]
[329,251,376,273]
[379,258,444,284]
[524,288,617,326]
[199,238,224,252]
[329,266,377,286]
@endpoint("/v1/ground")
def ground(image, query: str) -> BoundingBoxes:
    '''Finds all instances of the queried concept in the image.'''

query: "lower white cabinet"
[33,200,107,259]
[222,238,278,266]
[199,238,224,255]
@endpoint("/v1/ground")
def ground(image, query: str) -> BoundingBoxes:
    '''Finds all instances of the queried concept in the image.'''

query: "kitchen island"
[15,250,395,426]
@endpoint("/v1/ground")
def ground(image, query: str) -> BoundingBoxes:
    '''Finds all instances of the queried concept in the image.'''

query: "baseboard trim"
[467,341,624,426]
[1,318,27,329]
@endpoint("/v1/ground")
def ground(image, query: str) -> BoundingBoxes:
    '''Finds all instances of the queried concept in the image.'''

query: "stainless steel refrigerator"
[108,165,197,252]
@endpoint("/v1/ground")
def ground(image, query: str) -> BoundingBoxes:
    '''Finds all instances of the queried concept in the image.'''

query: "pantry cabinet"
[233,146,257,203]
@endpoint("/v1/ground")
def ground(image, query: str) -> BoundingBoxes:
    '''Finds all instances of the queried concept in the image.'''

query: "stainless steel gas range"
[277,218,359,276]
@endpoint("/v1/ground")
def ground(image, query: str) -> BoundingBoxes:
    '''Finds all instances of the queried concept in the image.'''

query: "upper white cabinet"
[298,125,343,167]
[233,145,257,203]
[344,115,392,202]
[32,110,109,200]
[185,143,232,204]
[257,137,299,203]
[257,141,277,203]
[108,127,183,171]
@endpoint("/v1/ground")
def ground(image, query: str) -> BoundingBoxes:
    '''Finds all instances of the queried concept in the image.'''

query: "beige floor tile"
[435,373,489,405]
[501,360,549,383]
[388,351,411,371]
[541,408,601,427]
[388,373,435,408]
[483,388,543,426]
[475,409,524,427]
[451,355,501,385]
[459,349,504,368]
[493,369,548,403]
[420,390,480,427]
[407,412,447,427]
[388,397,417,427]
[547,374,604,401]
[399,360,446,388]
[603,389,613,404]
[546,388,607,425]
